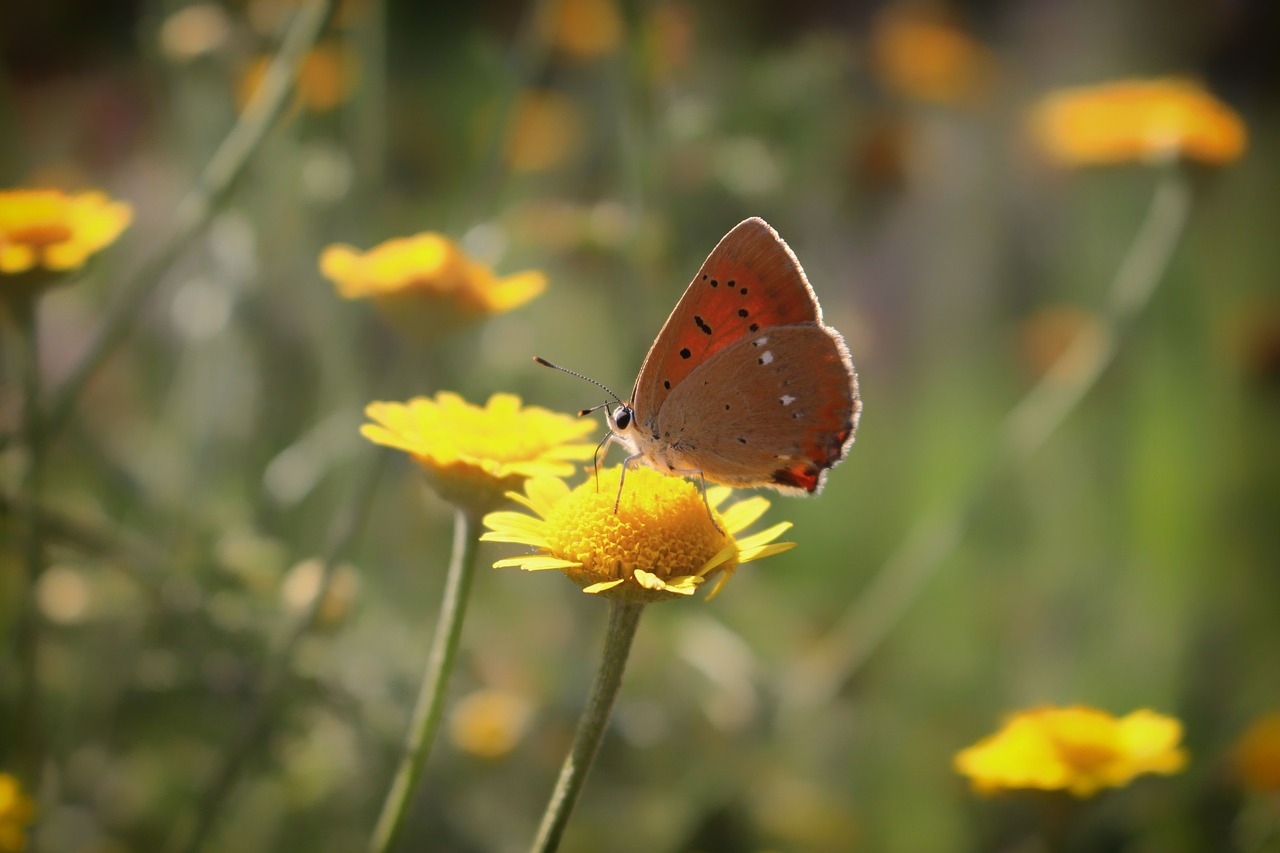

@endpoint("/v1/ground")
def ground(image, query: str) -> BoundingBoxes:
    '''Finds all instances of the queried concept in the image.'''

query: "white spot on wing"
[752,336,769,347]
[780,394,796,406]
[759,350,774,365]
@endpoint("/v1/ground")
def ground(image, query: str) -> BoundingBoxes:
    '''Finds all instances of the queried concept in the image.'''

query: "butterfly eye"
[614,406,632,431]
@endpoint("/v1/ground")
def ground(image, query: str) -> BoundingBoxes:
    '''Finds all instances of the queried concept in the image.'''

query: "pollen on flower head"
[0,189,132,288]
[482,466,796,604]
[955,705,1187,798]
[361,392,596,515]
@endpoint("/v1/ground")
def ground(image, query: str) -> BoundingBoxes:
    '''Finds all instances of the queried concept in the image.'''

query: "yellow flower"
[361,392,596,514]
[955,705,1188,798]
[0,773,35,853]
[482,466,796,603]
[0,189,132,276]
[543,0,624,61]
[239,42,359,113]
[447,688,535,759]
[870,7,996,105]
[1030,78,1246,167]
[320,232,545,339]
[505,90,587,174]
[1234,711,1280,792]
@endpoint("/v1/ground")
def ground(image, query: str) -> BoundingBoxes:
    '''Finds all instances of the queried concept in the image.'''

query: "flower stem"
[44,0,338,439]
[785,167,1194,710]
[367,508,483,853]
[530,600,645,853]
[12,292,47,790]
[166,450,386,853]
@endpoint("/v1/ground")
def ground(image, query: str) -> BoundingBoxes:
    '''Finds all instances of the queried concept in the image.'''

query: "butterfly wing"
[652,324,859,492]
[631,218,822,431]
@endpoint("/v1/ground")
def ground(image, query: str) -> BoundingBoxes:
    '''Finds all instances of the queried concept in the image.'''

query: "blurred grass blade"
[44,0,339,438]
[785,167,1194,711]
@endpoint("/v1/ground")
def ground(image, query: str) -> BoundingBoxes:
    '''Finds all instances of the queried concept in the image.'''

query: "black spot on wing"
[680,347,692,359]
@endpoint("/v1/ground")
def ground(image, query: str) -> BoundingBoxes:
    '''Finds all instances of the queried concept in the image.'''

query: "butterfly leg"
[665,467,724,536]
[611,458,723,537]
[592,432,618,493]
[614,452,642,512]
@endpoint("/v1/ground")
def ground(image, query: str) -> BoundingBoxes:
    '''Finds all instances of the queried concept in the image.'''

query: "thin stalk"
[368,509,483,853]
[785,168,1193,711]
[165,450,386,853]
[453,0,560,232]
[44,0,338,438]
[530,600,645,853]
[13,292,46,790]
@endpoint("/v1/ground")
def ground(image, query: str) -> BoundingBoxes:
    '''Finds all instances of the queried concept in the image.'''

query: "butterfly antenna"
[532,357,624,413]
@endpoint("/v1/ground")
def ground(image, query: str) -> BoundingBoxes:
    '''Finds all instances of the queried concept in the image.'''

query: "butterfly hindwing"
[652,324,859,492]
[631,218,821,430]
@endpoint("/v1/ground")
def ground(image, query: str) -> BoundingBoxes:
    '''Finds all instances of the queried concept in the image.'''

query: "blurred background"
[2,0,1279,850]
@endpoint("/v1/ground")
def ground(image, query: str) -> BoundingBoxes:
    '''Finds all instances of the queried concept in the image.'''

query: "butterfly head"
[606,402,633,433]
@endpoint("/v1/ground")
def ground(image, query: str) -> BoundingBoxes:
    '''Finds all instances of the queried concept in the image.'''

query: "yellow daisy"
[543,0,624,62]
[1234,711,1280,792]
[447,687,535,760]
[320,232,546,340]
[955,705,1187,798]
[481,466,796,603]
[1029,78,1246,167]
[504,89,587,174]
[0,772,34,853]
[870,7,997,106]
[239,41,360,114]
[0,188,132,280]
[361,392,596,514]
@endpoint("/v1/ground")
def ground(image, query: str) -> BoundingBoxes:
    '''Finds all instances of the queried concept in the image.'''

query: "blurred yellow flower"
[1018,304,1104,381]
[361,392,596,514]
[482,466,795,603]
[1030,78,1246,167]
[0,189,132,277]
[320,232,546,339]
[1234,711,1280,792]
[280,558,361,630]
[447,688,535,759]
[0,773,34,853]
[544,0,624,61]
[239,42,359,113]
[955,706,1187,798]
[870,7,996,105]
[158,3,232,62]
[505,90,587,174]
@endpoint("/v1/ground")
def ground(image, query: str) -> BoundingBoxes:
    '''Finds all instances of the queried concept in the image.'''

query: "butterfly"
[542,217,860,508]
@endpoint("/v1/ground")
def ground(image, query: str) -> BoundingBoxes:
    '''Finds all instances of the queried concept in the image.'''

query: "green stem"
[530,600,645,853]
[43,0,337,439]
[785,167,1193,710]
[367,509,483,853]
[13,292,46,791]
[166,450,386,853]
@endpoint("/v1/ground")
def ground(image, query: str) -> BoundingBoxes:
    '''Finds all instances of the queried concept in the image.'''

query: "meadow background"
[2,0,1279,850]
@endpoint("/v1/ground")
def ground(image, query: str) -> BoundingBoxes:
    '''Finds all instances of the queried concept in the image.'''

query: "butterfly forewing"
[631,218,821,429]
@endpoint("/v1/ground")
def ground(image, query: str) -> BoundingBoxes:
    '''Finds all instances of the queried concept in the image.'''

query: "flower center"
[543,468,730,583]
[7,223,74,247]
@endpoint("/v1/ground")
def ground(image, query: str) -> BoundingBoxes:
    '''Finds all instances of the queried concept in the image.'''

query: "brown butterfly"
[542,217,860,504]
